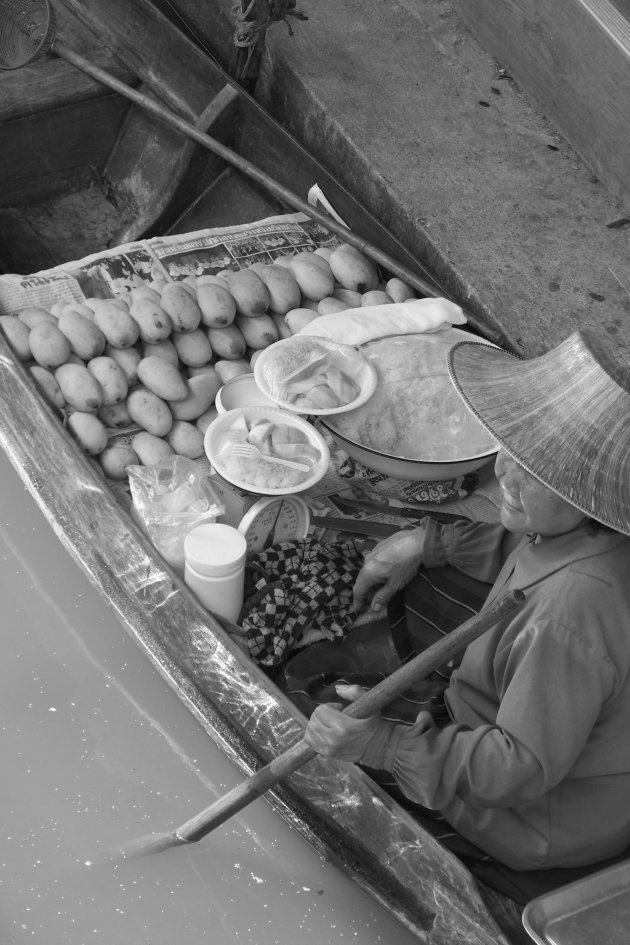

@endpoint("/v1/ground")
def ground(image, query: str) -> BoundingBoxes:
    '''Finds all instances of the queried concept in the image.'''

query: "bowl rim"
[204,405,330,495]
[253,335,378,416]
[215,372,278,415]
[320,421,499,467]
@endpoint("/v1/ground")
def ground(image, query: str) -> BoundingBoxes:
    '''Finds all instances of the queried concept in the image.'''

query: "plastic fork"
[228,443,312,472]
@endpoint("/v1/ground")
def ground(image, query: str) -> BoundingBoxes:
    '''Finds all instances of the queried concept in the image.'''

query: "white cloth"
[296,298,466,345]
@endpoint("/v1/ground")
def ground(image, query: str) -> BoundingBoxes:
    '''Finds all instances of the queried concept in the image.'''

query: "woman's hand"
[353,525,427,614]
[304,685,382,762]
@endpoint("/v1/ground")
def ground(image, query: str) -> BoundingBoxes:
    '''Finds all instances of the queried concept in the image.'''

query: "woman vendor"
[303,329,630,901]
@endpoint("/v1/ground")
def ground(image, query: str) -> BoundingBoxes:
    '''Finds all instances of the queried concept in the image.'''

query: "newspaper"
[0,210,341,313]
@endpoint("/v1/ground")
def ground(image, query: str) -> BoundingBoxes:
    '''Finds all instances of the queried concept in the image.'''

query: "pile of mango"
[0,243,416,479]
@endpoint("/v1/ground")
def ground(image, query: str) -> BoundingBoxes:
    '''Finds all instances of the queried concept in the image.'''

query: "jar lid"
[184,523,247,577]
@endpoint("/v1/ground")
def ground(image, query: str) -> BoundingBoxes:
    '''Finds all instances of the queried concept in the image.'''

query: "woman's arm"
[352,518,509,614]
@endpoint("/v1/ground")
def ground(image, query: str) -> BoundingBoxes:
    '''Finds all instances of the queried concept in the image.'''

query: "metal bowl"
[321,328,499,482]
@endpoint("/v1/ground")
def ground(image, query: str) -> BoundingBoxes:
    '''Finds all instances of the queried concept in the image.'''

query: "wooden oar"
[120,588,524,857]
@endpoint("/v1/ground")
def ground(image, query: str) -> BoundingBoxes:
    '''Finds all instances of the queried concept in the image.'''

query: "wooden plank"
[106,84,240,244]
[0,55,134,120]
[452,0,630,205]
[148,0,238,74]
[0,96,128,205]
[52,0,228,119]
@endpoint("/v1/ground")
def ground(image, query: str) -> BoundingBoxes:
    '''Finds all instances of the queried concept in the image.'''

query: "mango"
[186,365,220,390]
[137,356,188,402]
[272,255,294,270]
[0,315,31,361]
[235,313,278,350]
[385,277,416,302]
[172,327,213,367]
[87,356,129,405]
[98,443,139,480]
[159,282,202,332]
[254,264,301,315]
[333,283,363,308]
[55,363,103,412]
[270,311,292,340]
[361,290,392,306]
[130,284,162,305]
[195,404,219,435]
[214,359,251,385]
[332,286,363,308]
[196,274,225,286]
[287,255,334,300]
[317,297,348,315]
[92,300,140,348]
[314,246,334,262]
[249,349,264,370]
[166,420,205,459]
[28,321,72,368]
[105,345,141,386]
[170,373,220,422]
[57,309,106,359]
[142,338,179,366]
[196,282,237,327]
[61,302,97,322]
[206,323,247,360]
[129,296,172,343]
[131,431,174,466]
[328,243,379,293]
[83,297,103,313]
[127,388,173,437]
[17,306,57,328]
[66,411,108,455]
[179,278,198,296]
[224,269,269,316]
[148,278,168,294]
[98,400,133,430]
[284,308,322,334]
[28,365,65,410]
[293,250,333,272]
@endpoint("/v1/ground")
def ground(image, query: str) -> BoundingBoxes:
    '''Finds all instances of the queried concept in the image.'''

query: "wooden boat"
[0,2,527,943]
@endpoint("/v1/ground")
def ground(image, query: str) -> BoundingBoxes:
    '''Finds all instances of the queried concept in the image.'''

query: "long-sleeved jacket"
[359,519,630,870]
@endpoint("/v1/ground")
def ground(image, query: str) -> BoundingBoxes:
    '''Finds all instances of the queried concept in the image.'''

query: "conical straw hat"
[448,330,630,535]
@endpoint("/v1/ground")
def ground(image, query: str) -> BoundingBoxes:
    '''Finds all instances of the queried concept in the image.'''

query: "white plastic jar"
[184,523,247,623]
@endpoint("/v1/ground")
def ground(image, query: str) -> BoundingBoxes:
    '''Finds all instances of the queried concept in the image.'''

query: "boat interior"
[0,3,589,944]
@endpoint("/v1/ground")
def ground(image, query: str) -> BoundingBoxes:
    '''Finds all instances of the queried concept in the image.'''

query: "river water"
[0,448,420,945]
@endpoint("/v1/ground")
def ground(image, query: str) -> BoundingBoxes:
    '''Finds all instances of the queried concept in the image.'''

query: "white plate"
[204,405,330,496]
[253,335,378,416]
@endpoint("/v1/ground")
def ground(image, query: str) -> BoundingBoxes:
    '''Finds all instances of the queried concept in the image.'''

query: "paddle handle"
[171,588,524,844]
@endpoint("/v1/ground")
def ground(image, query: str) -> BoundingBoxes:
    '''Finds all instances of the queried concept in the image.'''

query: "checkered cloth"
[239,539,363,668]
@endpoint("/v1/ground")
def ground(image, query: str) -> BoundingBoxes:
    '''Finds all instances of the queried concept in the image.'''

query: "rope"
[233,0,308,49]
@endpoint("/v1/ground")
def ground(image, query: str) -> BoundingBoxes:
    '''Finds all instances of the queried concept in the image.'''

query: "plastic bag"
[128,456,224,573]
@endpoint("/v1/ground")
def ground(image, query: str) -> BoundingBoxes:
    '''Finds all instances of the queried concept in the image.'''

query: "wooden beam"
[51,0,228,119]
